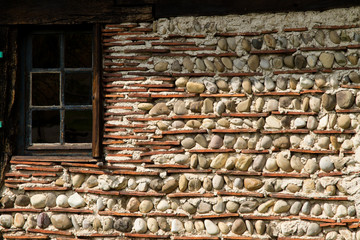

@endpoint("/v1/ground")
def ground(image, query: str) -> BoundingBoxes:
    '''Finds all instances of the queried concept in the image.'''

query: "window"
[19,26,102,157]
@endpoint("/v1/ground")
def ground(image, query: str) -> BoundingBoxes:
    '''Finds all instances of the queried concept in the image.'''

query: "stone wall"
[2,6,360,240]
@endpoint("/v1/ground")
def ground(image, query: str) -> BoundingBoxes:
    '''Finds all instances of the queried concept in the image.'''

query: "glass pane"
[32,111,60,143]
[65,110,92,143]
[65,33,92,68]
[32,73,60,106]
[32,34,60,68]
[65,72,92,105]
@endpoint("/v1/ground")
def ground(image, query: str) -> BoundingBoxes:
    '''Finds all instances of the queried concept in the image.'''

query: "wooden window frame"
[18,24,102,158]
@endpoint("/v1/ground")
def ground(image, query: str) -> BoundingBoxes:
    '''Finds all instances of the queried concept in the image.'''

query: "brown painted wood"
[92,24,102,158]
[0,0,153,24]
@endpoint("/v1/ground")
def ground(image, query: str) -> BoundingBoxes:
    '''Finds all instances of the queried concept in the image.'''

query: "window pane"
[32,34,60,68]
[32,73,60,106]
[32,111,60,143]
[65,33,92,68]
[65,110,92,143]
[65,72,92,105]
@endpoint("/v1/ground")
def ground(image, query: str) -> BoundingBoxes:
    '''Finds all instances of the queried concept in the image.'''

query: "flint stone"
[336,91,354,109]
[244,178,263,191]
[319,52,334,68]
[68,193,85,208]
[15,195,30,207]
[209,135,223,149]
[154,61,168,72]
[37,212,51,228]
[248,55,260,71]
[186,82,205,93]
[232,219,246,235]
[51,214,72,230]
[162,179,178,193]
[240,201,258,213]
[149,103,170,116]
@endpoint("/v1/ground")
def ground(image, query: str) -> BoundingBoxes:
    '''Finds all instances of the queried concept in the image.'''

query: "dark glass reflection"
[32,111,60,143]
[32,34,60,68]
[65,72,92,105]
[65,110,92,143]
[65,33,92,68]
[32,73,60,106]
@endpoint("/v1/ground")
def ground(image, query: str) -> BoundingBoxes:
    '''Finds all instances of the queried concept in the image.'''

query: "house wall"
[2,6,360,240]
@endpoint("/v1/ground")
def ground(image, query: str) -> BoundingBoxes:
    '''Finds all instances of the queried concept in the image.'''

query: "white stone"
[319,156,334,172]
[97,198,105,211]
[266,116,281,129]
[147,218,159,233]
[318,114,329,129]
[300,77,314,89]
[68,193,86,208]
[336,205,347,217]
[157,200,170,211]
[30,194,46,209]
[171,219,184,233]
[294,118,306,128]
[204,220,220,235]
[56,194,69,208]
[134,218,147,233]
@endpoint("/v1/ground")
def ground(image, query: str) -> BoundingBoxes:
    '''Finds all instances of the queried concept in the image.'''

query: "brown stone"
[244,178,263,191]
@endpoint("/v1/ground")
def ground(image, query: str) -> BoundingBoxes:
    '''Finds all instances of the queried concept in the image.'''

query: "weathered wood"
[0,0,153,24]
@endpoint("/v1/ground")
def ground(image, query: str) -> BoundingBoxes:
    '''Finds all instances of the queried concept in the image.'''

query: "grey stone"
[239,201,258,213]
[234,137,247,149]
[234,59,246,70]
[103,218,113,231]
[195,58,206,71]
[224,135,236,148]
[301,32,313,44]
[236,98,251,112]
[335,52,347,66]
[290,201,302,215]
[114,217,132,232]
[276,77,287,90]
[265,77,276,91]
[68,192,85,208]
[349,72,360,83]
[261,136,272,149]
[260,58,271,70]
[319,156,334,172]
[279,97,292,108]
[0,215,13,228]
[181,137,196,149]
[198,202,212,214]
[188,179,202,191]
[182,202,196,214]
[304,158,319,174]
[171,60,182,71]
[194,134,208,148]
[307,223,321,236]
[212,175,224,190]
[307,116,318,130]
[204,80,218,93]
[139,200,153,213]
[174,101,187,115]
[227,37,237,51]
[301,202,311,215]
[322,94,336,111]
[183,56,194,72]
[253,155,266,171]
[311,204,322,216]
[273,136,290,149]
[278,37,288,48]
[242,78,252,94]
[315,30,325,46]
[149,179,163,192]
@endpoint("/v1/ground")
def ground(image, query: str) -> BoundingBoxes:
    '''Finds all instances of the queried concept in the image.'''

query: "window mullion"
[60,33,65,145]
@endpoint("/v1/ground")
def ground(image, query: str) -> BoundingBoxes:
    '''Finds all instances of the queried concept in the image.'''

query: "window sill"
[27,143,92,150]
